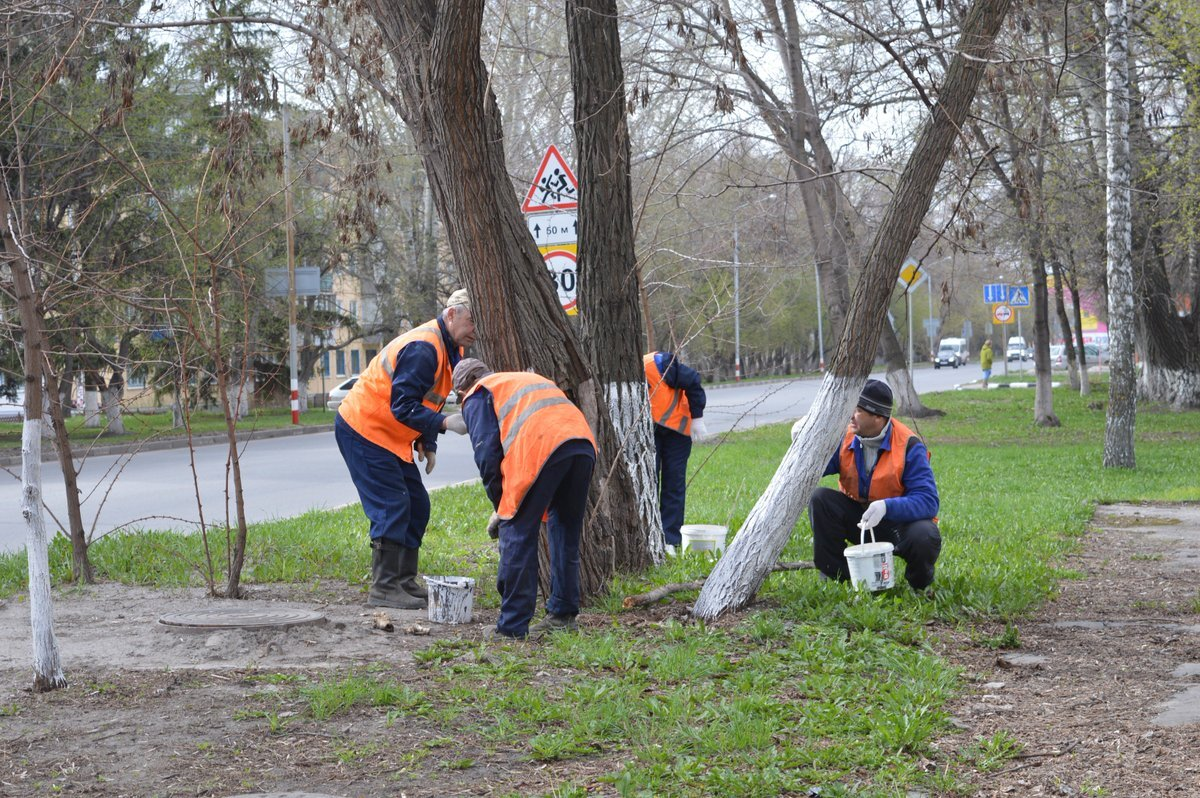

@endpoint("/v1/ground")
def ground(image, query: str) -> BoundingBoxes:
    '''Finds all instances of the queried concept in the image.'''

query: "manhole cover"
[158,606,326,632]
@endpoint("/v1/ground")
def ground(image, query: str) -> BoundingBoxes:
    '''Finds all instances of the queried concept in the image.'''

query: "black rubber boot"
[397,546,428,600]
[367,540,426,609]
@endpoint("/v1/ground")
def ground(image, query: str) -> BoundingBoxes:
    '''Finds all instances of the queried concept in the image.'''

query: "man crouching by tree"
[809,379,942,592]
[335,290,474,609]
[451,358,596,640]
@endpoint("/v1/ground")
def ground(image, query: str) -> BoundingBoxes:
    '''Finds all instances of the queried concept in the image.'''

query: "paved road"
[0,366,971,553]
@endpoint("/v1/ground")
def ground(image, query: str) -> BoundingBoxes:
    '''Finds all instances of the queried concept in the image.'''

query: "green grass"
[4,383,1200,795]
[0,406,334,451]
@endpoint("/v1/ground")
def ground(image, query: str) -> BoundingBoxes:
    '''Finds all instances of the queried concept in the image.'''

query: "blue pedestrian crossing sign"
[1008,285,1031,307]
[984,283,1007,304]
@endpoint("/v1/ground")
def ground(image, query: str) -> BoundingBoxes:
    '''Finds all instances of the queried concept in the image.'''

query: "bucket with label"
[843,526,895,592]
[426,576,475,624]
[680,524,727,555]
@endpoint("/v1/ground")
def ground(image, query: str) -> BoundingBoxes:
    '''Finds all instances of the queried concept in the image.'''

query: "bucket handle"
[858,522,876,546]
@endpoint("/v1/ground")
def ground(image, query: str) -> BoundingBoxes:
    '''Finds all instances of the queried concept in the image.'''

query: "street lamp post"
[733,218,741,382]
[731,193,776,382]
[813,259,825,371]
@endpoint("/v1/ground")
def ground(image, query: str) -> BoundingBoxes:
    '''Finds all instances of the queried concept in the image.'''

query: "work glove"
[487,512,502,540]
[859,500,887,531]
[443,413,468,435]
[790,415,808,441]
[690,418,708,439]
[416,444,437,475]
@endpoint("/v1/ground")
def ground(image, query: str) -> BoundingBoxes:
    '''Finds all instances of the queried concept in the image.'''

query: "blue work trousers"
[809,486,941,590]
[654,424,692,546]
[495,449,594,638]
[335,415,430,549]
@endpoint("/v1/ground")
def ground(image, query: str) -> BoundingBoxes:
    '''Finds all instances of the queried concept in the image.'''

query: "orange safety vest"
[643,352,692,436]
[467,372,596,519]
[838,418,929,503]
[336,321,456,462]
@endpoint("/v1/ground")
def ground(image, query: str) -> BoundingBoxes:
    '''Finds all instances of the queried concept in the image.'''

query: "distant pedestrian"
[809,379,942,592]
[643,351,707,553]
[335,290,475,610]
[453,358,597,640]
[980,339,994,390]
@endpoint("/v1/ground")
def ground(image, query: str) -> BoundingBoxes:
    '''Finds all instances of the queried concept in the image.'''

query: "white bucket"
[426,576,475,624]
[844,527,895,592]
[680,524,727,555]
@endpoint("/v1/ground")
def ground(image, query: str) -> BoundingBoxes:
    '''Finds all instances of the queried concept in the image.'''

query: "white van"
[934,338,969,369]
[1006,336,1029,362]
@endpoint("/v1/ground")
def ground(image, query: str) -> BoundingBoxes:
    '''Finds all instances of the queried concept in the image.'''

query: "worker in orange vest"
[809,379,942,591]
[452,358,597,639]
[643,351,707,553]
[335,289,475,610]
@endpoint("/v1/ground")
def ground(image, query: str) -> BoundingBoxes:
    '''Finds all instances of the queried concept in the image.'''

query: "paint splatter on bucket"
[844,527,895,592]
[680,524,727,555]
[426,576,475,624]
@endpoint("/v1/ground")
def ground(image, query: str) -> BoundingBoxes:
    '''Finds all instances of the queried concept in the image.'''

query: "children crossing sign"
[521,145,579,213]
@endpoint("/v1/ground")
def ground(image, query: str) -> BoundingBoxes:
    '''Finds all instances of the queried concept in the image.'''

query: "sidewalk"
[0,423,333,468]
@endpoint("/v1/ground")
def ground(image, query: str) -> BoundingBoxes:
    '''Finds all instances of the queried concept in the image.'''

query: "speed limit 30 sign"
[992,303,1014,324]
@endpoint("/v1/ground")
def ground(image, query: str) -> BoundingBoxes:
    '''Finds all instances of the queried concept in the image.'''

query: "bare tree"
[694,0,1013,619]
[567,0,664,566]
[1104,0,1135,467]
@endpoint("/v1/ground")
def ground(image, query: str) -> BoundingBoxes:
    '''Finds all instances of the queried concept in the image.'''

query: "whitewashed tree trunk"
[22,418,67,691]
[604,382,665,561]
[1139,367,1200,410]
[1104,0,1136,468]
[101,385,125,435]
[226,374,253,421]
[692,375,856,618]
[83,389,101,428]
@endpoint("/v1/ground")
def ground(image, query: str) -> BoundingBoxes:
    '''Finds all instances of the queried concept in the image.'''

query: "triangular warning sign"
[521,145,579,213]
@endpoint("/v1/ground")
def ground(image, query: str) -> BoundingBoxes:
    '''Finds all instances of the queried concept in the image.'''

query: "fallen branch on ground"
[622,561,814,609]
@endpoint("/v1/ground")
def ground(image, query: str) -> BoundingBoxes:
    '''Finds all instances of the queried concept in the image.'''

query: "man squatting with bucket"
[451,357,597,640]
[334,289,475,610]
[808,379,942,591]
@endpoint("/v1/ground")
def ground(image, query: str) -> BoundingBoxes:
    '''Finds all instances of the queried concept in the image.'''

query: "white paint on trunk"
[604,381,665,560]
[1140,365,1200,410]
[693,373,860,620]
[886,366,921,415]
[83,389,101,429]
[21,418,66,689]
[101,386,125,435]
[226,376,253,420]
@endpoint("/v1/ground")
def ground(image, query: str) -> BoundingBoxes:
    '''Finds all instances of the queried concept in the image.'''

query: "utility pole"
[733,218,741,381]
[283,105,299,425]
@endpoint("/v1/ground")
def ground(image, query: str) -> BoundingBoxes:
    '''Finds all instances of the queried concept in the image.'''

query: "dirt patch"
[3,503,1200,796]
[935,501,1200,795]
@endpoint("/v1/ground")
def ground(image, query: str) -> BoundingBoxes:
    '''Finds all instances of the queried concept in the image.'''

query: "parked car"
[933,337,969,369]
[0,387,24,421]
[325,376,357,413]
[1050,343,1103,369]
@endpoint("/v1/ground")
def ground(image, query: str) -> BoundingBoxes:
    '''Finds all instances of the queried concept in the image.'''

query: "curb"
[0,423,334,468]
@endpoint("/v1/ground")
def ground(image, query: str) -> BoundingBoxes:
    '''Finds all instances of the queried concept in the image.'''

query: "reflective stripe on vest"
[336,321,454,462]
[838,418,927,503]
[468,372,596,518]
[643,353,691,435]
